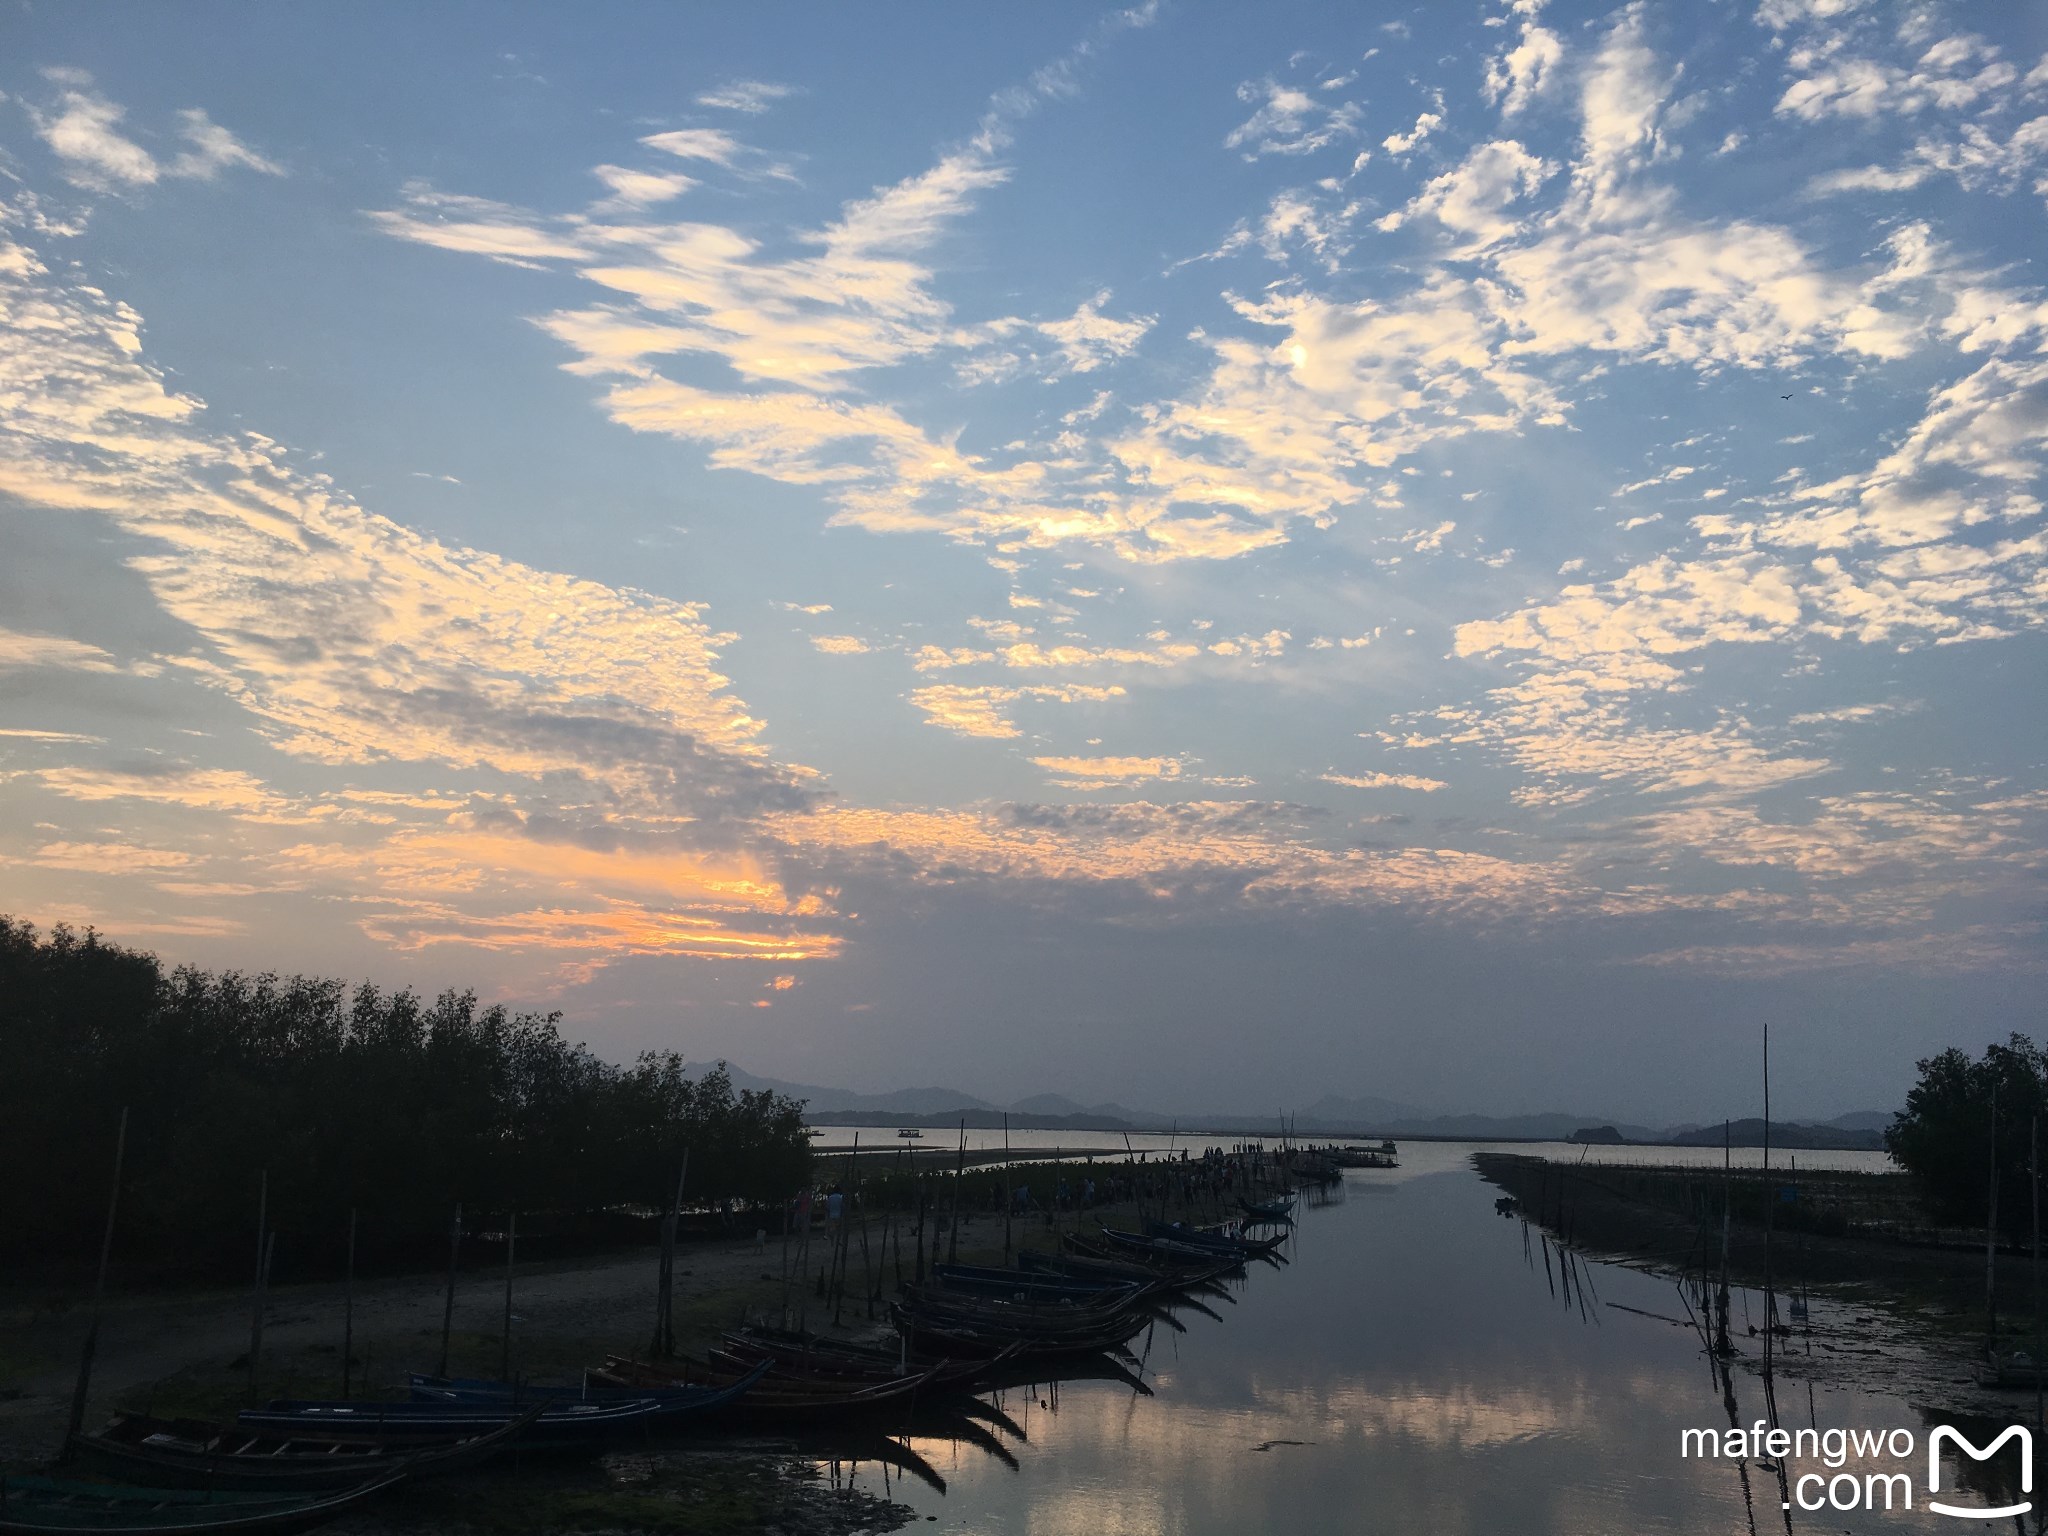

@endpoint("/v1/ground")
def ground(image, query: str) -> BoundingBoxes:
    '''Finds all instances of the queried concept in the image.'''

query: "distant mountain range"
[684,1061,1892,1147]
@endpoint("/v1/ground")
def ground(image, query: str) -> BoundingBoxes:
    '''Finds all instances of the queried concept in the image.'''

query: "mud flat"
[1474,1151,2044,1419]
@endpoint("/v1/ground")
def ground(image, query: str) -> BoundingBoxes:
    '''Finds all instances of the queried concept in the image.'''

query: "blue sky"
[2,0,2045,1121]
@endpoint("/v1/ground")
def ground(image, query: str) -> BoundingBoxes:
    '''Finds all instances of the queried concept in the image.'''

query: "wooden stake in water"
[1762,1024,1773,1381]
[438,1202,462,1378]
[250,1230,275,1401]
[1002,1113,1013,1262]
[248,1170,269,1400]
[947,1119,965,1265]
[62,1107,127,1458]
[2031,1114,2041,1445]
[341,1208,356,1398]
[653,1151,689,1358]
[1987,1084,2000,1359]
[500,1210,516,1385]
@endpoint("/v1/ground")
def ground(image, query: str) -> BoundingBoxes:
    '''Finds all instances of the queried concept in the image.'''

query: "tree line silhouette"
[0,917,810,1284]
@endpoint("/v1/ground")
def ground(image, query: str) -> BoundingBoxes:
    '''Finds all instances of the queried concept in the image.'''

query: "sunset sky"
[3,0,2045,1122]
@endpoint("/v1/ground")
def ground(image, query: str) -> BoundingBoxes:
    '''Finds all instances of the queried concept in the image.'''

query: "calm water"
[805,1125,1895,1174]
[802,1143,2016,1535]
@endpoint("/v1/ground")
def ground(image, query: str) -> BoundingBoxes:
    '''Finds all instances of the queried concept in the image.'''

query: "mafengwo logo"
[1681,1421,2032,1518]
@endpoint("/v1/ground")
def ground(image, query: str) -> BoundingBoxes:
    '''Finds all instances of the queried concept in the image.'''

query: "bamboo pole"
[250,1231,275,1400]
[653,1151,690,1357]
[1002,1114,1013,1261]
[2032,1114,2041,1450]
[341,1208,356,1398]
[500,1210,516,1385]
[914,1177,927,1285]
[62,1107,127,1458]
[855,1167,876,1318]
[947,1120,964,1264]
[247,1170,269,1400]
[438,1202,461,1378]
[1987,1085,2000,1359]
[833,1135,857,1325]
[1762,1023,1773,1382]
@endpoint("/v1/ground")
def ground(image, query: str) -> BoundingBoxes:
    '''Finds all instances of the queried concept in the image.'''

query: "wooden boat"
[70,1401,543,1491]
[1094,1226,1254,1267]
[0,1473,402,1535]
[1238,1196,1296,1223]
[591,1355,944,1419]
[896,1128,924,1139]
[927,1263,1147,1305]
[1142,1219,1288,1258]
[236,1392,682,1448]
[1059,1234,1242,1284]
[405,1360,768,1411]
[718,1328,1013,1387]
[889,1301,1151,1358]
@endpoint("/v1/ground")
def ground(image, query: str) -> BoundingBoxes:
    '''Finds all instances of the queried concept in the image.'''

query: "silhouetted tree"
[1886,1033,2048,1241]
[0,917,810,1279]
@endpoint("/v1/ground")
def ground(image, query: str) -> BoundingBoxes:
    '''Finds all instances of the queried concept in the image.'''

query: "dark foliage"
[0,918,810,1281]
[1884,1033,2048,1241]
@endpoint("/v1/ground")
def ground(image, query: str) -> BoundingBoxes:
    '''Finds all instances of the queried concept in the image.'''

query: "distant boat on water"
[897,1127,924,1139]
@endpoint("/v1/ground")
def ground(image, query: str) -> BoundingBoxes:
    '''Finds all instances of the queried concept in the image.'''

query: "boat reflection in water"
[780,1141,1959,1536]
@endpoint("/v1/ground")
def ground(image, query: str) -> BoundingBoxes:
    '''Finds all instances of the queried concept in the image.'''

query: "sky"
[1,0,2045,1124]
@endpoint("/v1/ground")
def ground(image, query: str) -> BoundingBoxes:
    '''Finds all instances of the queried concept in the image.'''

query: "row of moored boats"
[4,1210,1296,1535]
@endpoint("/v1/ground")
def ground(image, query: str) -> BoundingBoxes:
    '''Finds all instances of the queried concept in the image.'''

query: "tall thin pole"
[500,1210,516,1385]
[63,1107,128,1456]
[341,1208,356,1398]
[1002,1114,1013,1261]
[250,1231,275,1401]
[947,1119,964,1265]
[1987,1085,2000,1359]
[1762,1025,1773,1381]
[2030,1113,2040,1444]
[832,1135,858,1325]
[247,1170,269,1400]
[438,1202,461,1378]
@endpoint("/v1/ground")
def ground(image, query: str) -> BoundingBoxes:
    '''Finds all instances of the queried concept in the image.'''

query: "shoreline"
[1472,1152,2036,1420]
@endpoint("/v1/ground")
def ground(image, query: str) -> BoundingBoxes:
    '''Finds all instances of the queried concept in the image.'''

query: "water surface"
[819,1144,2010,1535]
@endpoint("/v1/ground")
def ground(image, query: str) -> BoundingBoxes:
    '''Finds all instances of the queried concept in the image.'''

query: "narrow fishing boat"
[1142,1219,1288,1257]
[0,1473,403,1536]
[590,1355,944,1420]
[70,1401,544,1491]
[1238,1195,1296,1223]
[718,1327,1016,1387]
[236,1393,681,1449]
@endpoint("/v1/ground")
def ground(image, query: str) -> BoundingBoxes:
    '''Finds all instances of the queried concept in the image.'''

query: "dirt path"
[0,1194,1179,1465]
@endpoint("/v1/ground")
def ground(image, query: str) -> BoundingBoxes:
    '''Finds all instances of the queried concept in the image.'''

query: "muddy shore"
[1473,1152,2042,1420]
[0,1170,1234,1533]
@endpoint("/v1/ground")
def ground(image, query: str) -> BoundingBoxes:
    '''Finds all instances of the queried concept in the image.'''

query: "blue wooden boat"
[234,1389,699,1448]
[404,1358,769,1413]
[0,1473,403,1535]
[70,1401,543,1491]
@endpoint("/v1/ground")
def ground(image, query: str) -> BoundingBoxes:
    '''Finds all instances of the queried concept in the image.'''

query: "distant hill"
[682,1060,1894,1148]
[806,1108,1137,1133]
[683,1061,996,1117]
[1661,1117,1884,1151]
[1819,1110,1895,1135]
[1298,1093,1433,1127]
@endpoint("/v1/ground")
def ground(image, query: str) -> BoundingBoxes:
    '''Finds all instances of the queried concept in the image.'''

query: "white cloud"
[1483,21,1564,117]
[1036,291,1154,374]
[1382,109,1443,156]
[1321,771,1448,791]
[27,78,279,191]
[696,79,799,114]
[1227,78,1363,159]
